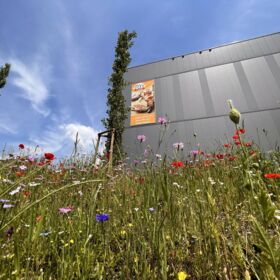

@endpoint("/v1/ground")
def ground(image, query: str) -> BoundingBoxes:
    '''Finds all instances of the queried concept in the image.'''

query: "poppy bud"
[227,99,241,124]
[229,108,241,124]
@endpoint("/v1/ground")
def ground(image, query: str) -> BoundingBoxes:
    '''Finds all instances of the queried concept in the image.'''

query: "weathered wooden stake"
[92,129,115,170]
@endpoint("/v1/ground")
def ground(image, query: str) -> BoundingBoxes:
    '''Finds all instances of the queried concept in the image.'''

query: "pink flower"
[137,135,146,142]
[191,150,199,155]
[59,207,73,214]
[158,116,167,125]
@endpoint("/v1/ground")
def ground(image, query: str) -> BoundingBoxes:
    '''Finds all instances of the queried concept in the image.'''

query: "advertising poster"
[130,80,156,126]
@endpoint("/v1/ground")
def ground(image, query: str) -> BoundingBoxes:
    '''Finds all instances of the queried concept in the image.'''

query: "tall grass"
[0,140,280,279]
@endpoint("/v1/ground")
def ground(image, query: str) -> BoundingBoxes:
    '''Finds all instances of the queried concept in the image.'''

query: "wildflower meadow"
[0,112,280,279]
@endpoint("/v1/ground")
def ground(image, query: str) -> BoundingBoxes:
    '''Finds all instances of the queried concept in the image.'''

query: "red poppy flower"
[234,141,241,146]
[235,128,245,135]
[216,154,224,159]
[203,160,212,167]
[245,142,252,147]
[15,171,24,177]
[38,161,45,166]
[171,161,185,168]
[232,135,239,140]
[36,215,43,222]
[44,153,55,160]
[23,191,31,198]
[228,156,236,161]
[264,173,280,179]
[224,144,230,148]
[18,144,25,149]
[138,177,145,184]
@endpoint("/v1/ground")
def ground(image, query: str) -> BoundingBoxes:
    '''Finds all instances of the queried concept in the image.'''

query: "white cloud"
[11,58,51,116]
[30,122,101,156]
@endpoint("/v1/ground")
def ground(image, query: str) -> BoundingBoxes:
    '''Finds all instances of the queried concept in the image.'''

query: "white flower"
[173,142,184,150]
[19,165,27,171]
[73,180,81,185]
[275,210,280,220]
[9,186,22,195]
[3,179,13,184]
[155,154,162,160]
[208,177,216,185]
[28,182,40,187]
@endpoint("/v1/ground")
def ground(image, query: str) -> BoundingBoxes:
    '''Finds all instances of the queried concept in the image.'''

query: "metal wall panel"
[125,33,280,83]
[123,33,280,161]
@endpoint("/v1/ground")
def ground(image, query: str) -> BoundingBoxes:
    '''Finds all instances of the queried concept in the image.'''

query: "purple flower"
[96,213,109,222]
[173,142,184,150]
[158,116,167,125]
[137,135,146,142]
[0,199,10,203]
[28,156,35,162]
[59,207,73,214]
[3,204,14,209]
[5,227,14,238]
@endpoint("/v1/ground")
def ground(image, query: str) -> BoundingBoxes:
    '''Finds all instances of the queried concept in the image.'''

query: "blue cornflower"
[96,213,109,222]
[6,226,14,238]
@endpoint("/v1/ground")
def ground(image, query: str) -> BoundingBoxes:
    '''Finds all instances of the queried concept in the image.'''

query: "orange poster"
[130,80,156,126]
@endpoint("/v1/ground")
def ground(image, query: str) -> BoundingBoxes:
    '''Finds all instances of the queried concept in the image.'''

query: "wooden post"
[108,128,115,171]
[93,133,101,166]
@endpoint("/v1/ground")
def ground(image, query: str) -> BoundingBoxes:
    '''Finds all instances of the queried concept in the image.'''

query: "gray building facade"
[122,32,280,160]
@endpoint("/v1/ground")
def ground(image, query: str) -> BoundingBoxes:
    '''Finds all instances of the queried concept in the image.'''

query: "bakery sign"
[130,80,156,126]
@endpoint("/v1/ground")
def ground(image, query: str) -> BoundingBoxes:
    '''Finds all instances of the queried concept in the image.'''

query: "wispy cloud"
[0,119,17,134]
[30,122,100,156]
[11,57,51,116]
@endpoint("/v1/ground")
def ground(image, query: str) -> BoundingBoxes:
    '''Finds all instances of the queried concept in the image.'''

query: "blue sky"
[0,0,280,158]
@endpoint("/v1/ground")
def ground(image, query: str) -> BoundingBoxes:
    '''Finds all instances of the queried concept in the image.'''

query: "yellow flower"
[128,223,133,228]
[178,271,188,280]
[70,239,74,244]
[120,230,126,236]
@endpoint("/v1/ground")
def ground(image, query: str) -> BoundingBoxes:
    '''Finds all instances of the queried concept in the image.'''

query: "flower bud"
[227,99,241,124]
[229,108,241,124]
